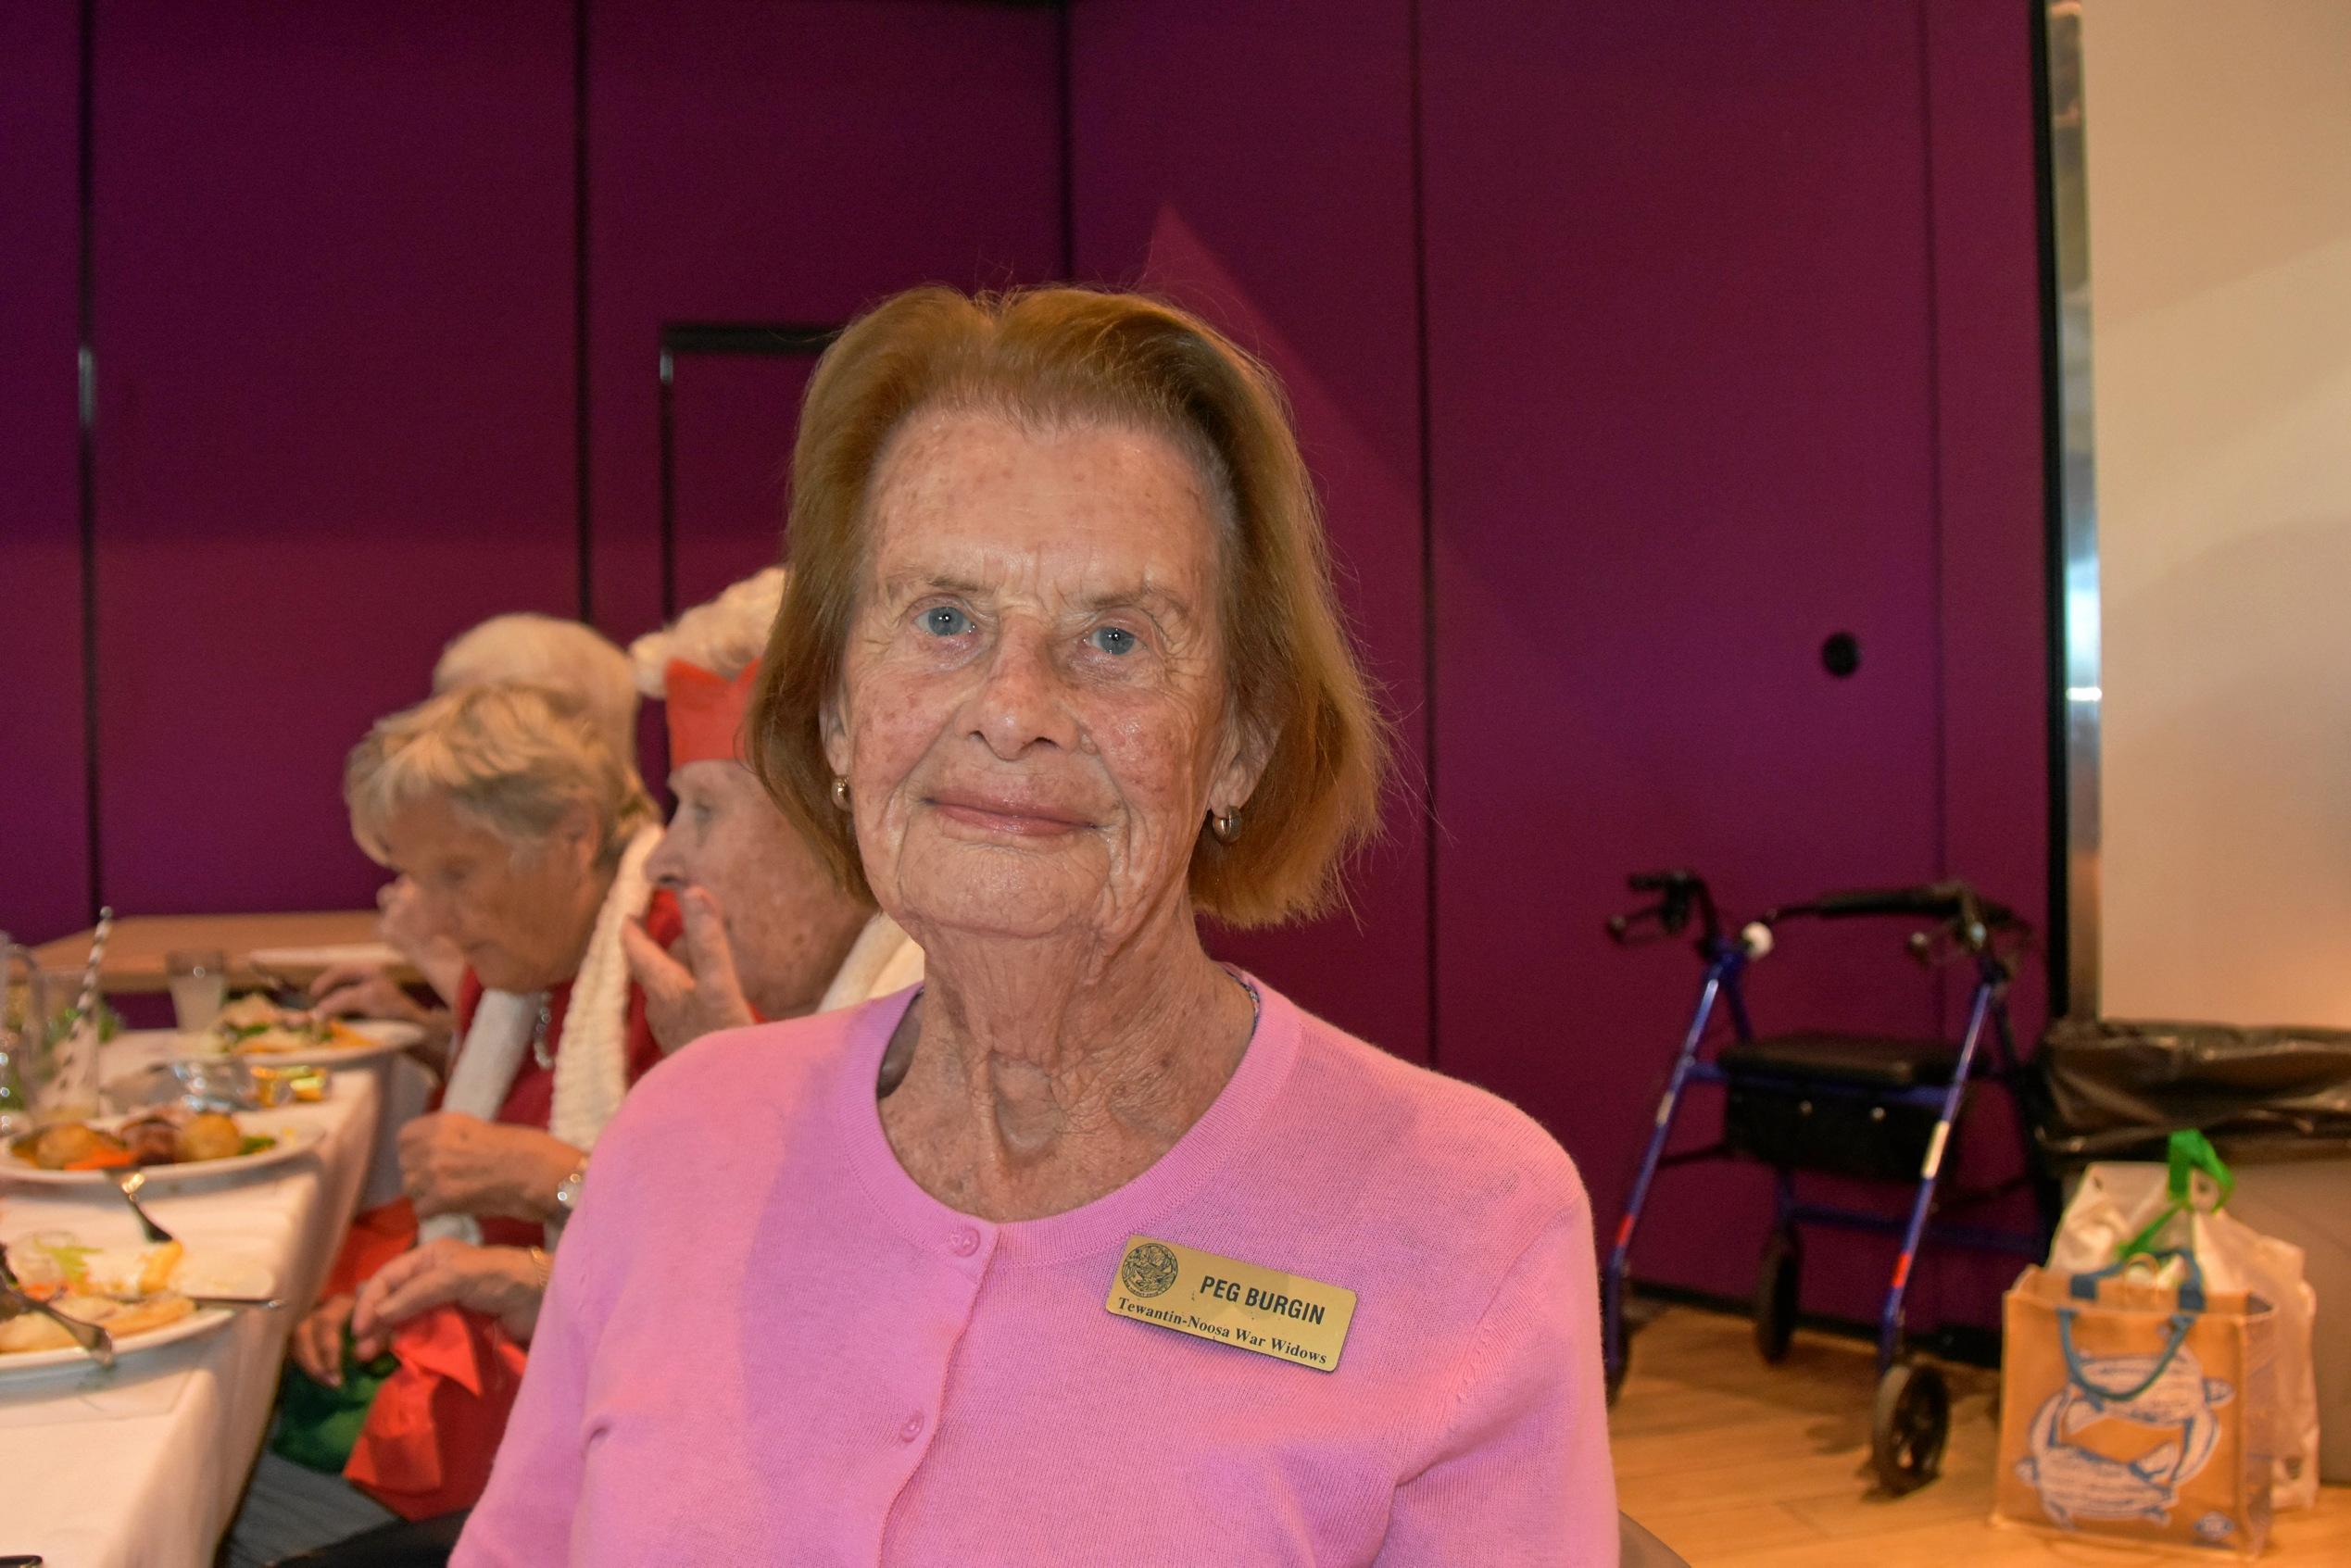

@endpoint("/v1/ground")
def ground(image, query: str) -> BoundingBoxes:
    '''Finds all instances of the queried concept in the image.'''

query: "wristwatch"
[550,1157,590,1223]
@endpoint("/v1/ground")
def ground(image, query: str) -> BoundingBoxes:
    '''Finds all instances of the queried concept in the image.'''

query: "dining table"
[27,913,416,997]
[0,1032,392,1568]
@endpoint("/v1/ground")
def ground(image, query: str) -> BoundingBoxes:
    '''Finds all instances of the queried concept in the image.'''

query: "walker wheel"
[1870,1361,1949,1495]
[1753,1229,1801,1363]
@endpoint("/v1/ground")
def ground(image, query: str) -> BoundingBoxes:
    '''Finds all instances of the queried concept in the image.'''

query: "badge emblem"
[1120,1241,1179,1298]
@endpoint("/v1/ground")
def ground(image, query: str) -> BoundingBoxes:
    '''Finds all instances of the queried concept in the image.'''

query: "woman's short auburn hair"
[749,284,1389,928]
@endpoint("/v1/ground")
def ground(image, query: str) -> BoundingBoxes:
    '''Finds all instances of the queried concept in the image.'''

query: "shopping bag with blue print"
[1994,1250,2276,1556]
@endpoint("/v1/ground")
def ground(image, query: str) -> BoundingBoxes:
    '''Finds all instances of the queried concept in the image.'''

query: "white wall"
[2087,0,2351,1027]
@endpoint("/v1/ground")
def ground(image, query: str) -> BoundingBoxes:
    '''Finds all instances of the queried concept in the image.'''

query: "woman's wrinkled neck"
[879,899,1256,1220]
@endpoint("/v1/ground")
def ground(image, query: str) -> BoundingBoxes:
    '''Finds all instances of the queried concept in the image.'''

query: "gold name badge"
[1105,1235,1356,1373]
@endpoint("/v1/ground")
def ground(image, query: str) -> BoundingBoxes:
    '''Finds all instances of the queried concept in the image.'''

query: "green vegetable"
[239,1135,277,1156]
[37,1239,99,1288]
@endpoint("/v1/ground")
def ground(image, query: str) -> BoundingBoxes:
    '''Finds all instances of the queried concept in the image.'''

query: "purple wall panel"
[1915,0,2053,1333]
[667,354,816,618]
[0,2,89,944]
[1069,0,1431,1060]
[586,0,1062,653]
[1423,1,1952,1314]
[90,0,577,915]
[1928,0,2050,1033]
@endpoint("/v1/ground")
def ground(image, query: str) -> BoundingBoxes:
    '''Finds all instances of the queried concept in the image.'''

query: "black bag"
[2034,1018,2351,1171]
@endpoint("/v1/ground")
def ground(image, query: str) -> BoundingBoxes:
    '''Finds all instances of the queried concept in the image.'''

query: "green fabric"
[270,1339,397,1474]
[2118,1129,2234,1262]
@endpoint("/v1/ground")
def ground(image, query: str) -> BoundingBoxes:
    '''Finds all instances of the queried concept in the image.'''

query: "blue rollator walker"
[1598,870,2048,1494]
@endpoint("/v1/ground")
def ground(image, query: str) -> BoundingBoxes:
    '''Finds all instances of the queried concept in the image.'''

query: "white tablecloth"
[0,1034,387,1568]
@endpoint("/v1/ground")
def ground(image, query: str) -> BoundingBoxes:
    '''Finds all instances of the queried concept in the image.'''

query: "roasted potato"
[178,1112,243,1164]
[29,1123,127,1171]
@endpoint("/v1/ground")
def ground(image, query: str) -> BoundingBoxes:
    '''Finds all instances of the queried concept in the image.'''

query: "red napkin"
[345,1302,529,1519]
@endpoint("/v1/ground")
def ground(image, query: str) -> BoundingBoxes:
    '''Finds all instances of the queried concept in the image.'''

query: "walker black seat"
[1721,1034,1962,1184]
[1719,1033,1959,1090]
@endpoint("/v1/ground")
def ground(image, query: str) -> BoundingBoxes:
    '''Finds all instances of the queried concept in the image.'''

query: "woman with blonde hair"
[315,614,643,1023]
[462,286,1616,1564]
[283,682,680,1524]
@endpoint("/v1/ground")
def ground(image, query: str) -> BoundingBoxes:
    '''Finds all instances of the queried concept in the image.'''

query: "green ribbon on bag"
[2117,1128,2234,1263]
[270,1337,399,1474]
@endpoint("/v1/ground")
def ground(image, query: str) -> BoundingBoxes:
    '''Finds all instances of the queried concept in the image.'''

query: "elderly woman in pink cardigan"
[458,285,1617,1566]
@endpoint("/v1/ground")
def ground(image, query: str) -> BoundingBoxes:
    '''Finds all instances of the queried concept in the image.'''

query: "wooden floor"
[1611,1305,2350,1566]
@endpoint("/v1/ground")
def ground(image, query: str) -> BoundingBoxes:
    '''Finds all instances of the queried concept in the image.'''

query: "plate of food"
[180,995,423,1067]
[0,1232,274,1377]
[4,1106,323,1186]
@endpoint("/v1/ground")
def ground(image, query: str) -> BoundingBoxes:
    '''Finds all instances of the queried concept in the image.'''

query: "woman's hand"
[312,961,453,1073]
[350,1238,547,1356]
[312,962,442,1030]
[397,1112,580,1222]
[291,1292,358,1387]
[377,876,467,1005]
[622,886,756,1054]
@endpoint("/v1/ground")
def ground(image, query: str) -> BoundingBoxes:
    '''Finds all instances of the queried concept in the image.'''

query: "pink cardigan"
[457,979,1618,1565]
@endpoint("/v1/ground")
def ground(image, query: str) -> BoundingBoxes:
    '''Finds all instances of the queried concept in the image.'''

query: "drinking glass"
[167,947,229,1035]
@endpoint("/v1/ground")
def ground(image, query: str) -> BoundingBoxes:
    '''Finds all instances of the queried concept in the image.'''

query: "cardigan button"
[950,1227,981,1257]
[899,1411,926,1443]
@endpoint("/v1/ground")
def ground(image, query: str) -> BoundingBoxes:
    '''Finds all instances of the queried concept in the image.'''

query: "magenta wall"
[88,0,579,918]
[0,2,90,947]
[1920,0,2057,1324]
[3,1,1062,942]
[585,1,1063,643]
[666,354,818,627]
[1068,0,1433,1061]
[1070,0,2050,1328]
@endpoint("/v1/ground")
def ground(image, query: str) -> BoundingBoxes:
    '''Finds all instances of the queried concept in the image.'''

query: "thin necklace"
[530,993,555,1071]
[1226,965,1263,1028]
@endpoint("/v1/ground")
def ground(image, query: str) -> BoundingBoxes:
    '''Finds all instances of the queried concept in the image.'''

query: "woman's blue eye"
[924,606,973,637]
[1089,626,1139,657]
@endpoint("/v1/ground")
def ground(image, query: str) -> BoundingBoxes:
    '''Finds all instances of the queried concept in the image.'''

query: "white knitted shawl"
[419,822,660,1247]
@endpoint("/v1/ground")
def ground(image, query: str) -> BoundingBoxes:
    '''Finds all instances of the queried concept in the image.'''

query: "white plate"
[0,1249,276,1380]
[1,1110,325,1188]
[172,1016,424,1070]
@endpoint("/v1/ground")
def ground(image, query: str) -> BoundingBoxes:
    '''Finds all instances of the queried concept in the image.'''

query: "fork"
[245,960,314,1012]
[110,1168,177,1246]
[0,1251,113,1369]
[106,1173,280,1307]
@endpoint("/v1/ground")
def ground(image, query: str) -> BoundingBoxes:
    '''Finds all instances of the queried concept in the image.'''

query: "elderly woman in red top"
[283,681,677,1520]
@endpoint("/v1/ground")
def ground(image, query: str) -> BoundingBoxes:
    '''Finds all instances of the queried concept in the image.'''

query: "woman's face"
[826,411,1262,948]
[376,791,602,993]
[645,759,865,1017]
